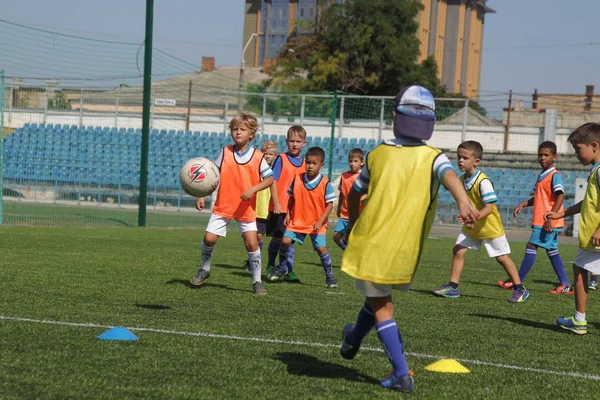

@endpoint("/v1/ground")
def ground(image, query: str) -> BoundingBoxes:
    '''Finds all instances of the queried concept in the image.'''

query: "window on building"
[300,8,304,17]
[309,7,314,18]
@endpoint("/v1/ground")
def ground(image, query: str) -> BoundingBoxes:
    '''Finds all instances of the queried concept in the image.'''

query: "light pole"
[238,33,258,112]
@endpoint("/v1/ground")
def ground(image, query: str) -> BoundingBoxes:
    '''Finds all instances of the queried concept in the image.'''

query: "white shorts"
[574,249,600,274]
[455,232,511,258]
[206,213,257,237]
[354,279,411,297]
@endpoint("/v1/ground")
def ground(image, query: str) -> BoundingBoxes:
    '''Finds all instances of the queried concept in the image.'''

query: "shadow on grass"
[134,304,171,310]
[410,289,489,300]
[461,280,502,289]
[470,313,558,331]
[166,279,249,292]
[273,352,378,384]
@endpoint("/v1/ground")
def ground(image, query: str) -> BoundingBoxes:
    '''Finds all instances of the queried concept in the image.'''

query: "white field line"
[1,314,599,381]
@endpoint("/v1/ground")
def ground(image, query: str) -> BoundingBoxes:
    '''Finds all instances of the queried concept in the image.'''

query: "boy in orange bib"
[267,147,338,288]
[333,148,365,250]
[190,113,274,295]
[501,141,572,294]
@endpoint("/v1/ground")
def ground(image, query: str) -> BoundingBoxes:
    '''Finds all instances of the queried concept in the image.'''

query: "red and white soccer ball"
[179,157,220,198]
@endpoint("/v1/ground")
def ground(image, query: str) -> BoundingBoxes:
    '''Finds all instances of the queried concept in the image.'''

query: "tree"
[266,0,440,95]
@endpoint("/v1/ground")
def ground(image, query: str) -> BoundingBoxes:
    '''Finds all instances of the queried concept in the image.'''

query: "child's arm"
[442,170,479,227]
[196,197,205,211]
[336,192,343,218]
[284,196,295,226]
[241,176,274,201]
[513,197,534,218]
[270,180,283,213]
[314,202,334,231]
[545,200,582,221]
[543,192,565,232]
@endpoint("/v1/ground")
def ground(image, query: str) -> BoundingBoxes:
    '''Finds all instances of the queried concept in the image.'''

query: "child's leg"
[517,243,538,282]
[316,246,334,278]
[242,230,262,284]
[282,243,295,273]
[547,248,570,285]
[573,264,589,317]
[344,300,376,348]
[200,232,219,271]
[257,233,264,250]
[333,232,346,250]
[367,296,411,378]
[449,245,468,286]
[268,237,282,267]
[590,273,599,290]
[496,255,522,285]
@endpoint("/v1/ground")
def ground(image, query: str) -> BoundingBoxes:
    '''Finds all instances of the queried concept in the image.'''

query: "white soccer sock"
[201,242,215,271]
[248,249,262,283]
[574,311,586,322]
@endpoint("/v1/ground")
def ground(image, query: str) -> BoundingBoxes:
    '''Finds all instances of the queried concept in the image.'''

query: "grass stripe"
[1,314,598,382]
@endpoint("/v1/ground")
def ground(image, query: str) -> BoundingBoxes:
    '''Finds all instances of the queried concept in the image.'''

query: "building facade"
[242,0,494,98]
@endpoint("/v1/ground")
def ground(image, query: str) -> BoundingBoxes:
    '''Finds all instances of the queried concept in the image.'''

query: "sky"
[1,0,599,106]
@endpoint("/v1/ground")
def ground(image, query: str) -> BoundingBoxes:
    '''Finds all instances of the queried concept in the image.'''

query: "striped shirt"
[464,170,497,204]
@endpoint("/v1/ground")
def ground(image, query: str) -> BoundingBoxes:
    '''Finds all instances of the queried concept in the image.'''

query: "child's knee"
[315,246,327,255]
[282,237,294,247]
[203,233,218,247]
[452,245,466,258]
[333,232,342,242]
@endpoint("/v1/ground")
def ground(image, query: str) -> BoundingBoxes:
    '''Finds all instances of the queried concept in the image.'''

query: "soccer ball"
[179,157,220,197]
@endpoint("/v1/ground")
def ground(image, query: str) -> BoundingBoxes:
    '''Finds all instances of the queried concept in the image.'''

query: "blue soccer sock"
[345,302,375,347]
[518,246,537,282]
[267,241,280,267]
[320,251,333,277]
[376,320,409,377]
[277,245,289,272]
[283,243,295,273]
[547,249,570,285]
[336,239,347,250]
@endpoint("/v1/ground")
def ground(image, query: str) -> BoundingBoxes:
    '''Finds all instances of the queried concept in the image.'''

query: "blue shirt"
[271,153,304,181]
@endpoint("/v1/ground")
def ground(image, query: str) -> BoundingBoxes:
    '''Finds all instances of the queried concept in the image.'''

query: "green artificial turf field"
[0,225,598,399]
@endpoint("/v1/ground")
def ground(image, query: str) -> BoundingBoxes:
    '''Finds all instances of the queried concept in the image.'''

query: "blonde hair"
[287,125,307,140]
[261,140,278,152]
[229,112,259,134]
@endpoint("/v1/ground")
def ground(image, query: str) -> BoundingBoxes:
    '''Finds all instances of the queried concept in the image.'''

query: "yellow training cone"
[425,359,470,373]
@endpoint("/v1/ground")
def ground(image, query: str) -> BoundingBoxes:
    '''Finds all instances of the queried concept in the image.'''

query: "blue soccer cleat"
[380,373,414,393]
[509,287,530,303]
[556,316,587,335]
[340,323,359,360]
[266,266,288,282]
[431,284,460,298]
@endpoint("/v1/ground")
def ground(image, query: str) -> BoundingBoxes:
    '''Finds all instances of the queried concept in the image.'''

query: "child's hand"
[313,221,323,231]
[240,188,254,201]
[543,219,554,233]
[592,227,600,247]
[196,197,205,211]
[273,201,283,214]
[544,211,559,221]
[458,203,479,227]
[284,213,290,226]
[513,203,525,218]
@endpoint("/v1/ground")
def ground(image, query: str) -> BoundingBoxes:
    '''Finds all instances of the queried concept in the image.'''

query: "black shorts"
[266,212,287,238]
[256,218,268,235]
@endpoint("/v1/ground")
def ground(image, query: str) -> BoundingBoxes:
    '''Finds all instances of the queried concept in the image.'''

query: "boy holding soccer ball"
[190,112,274,295]
[339,85,478,393]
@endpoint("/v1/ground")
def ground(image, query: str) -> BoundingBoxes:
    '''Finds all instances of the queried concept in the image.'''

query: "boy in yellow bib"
[432,140,530,303]
[339,85,478,393]
[545,122,600,335]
